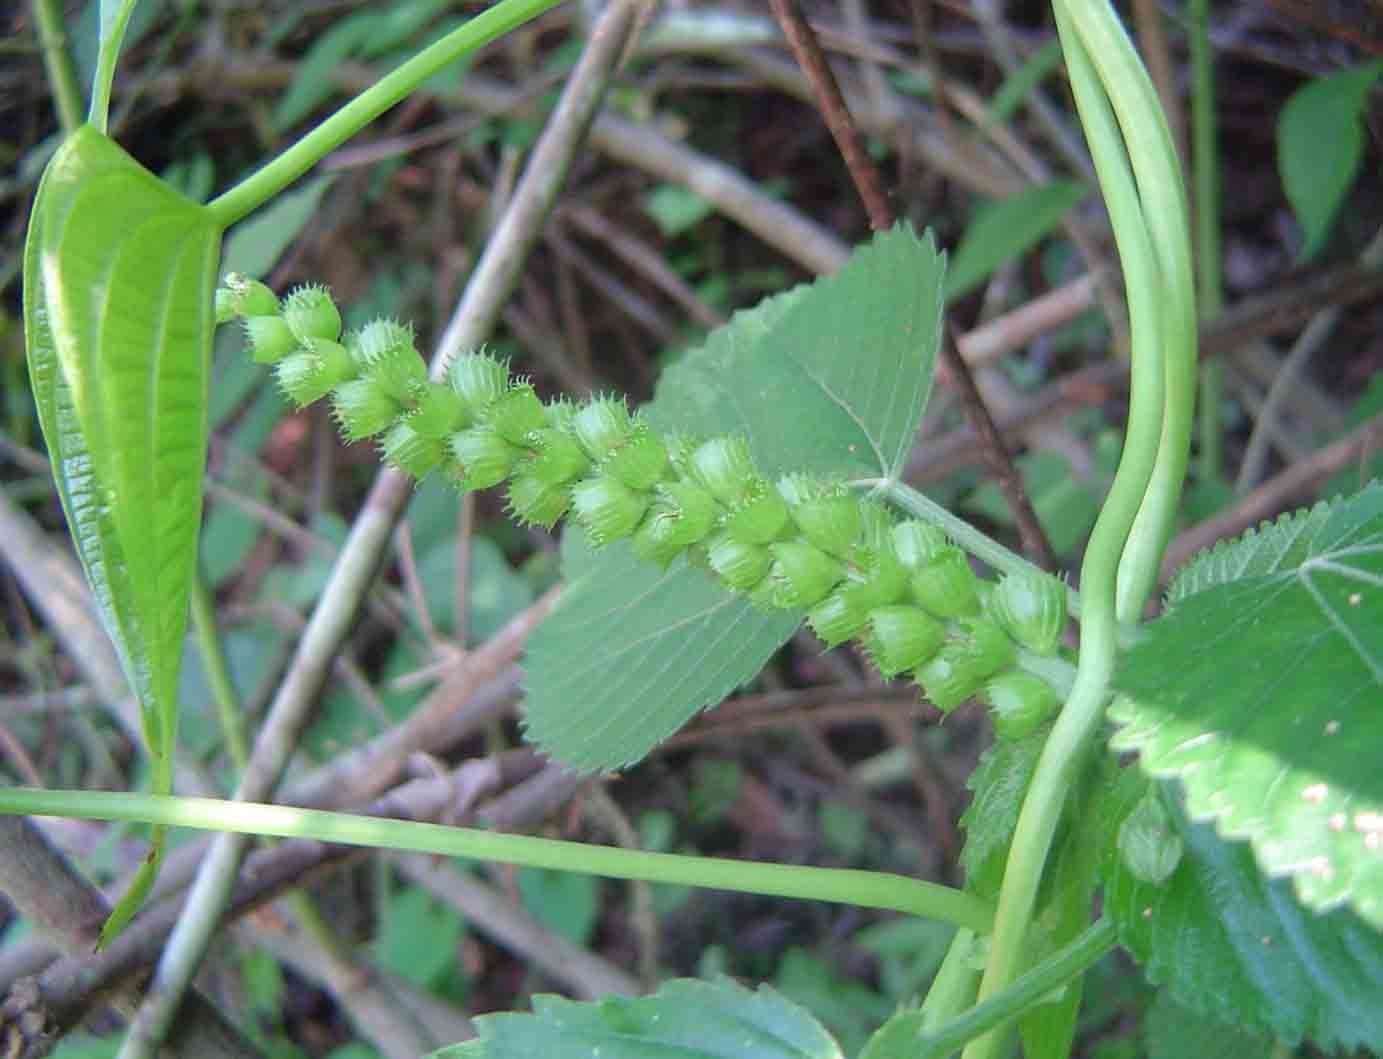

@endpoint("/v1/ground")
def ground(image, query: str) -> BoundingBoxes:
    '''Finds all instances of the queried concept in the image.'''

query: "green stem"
[1189,0,1223,485]
[961,8,1171,1056]
[916,929,979,1031]
[207,0,564,228]
[189,572,248,773]
[32,0,83,134]
[916,919,1116,1057]
[0,788,994,934]
[87,0,137,132]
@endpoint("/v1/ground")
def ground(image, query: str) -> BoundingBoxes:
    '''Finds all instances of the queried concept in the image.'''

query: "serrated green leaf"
[959,727,1046,900]
[1277,61,1383,260]
[1143,990,1272,1059]
[23,126,220,940]
[1114,482,1383,928]
[427,976,844,1059]
[945,181,1085,302]
[1103,793,1383,1050]
[524,225,944,771]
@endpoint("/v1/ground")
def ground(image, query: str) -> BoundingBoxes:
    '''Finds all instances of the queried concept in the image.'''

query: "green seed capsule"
[850,543,909,609]
[911,547,981,618]
[724,479,790,545]
[632,481,718,567]
[525,428,590,487]
[915,651,991,713]
[572,397,634,461]
[275,338,354,406]
[379,421,444,478]
[950,616,1017,680]
[506,471,570,528]
[857,500,895,551]
[707,533,773,592]
[451,425,520,491]
[449,352,510,417]
[807,589,869,648]
[544,397,579,431]
[892,520,949,570]
[990,571,1067,655]
[408,382,466,439]
[570,475,649,546]
[217,273,279,321]
[790,489,862,557]
[981,671,1061,741]
[487,383,547,446]
[332,378,400,441]
[603,424,668,490]
[768,540,843,609]
[865,605,946,677]
[353,321,424,402]
[691,437,757,506]
[282,284,342,343]
[244,315,299,364]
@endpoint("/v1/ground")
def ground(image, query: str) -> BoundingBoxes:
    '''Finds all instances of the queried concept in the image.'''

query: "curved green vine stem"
[960,5,1177,1056]
[887,918,1117,1059]
[1065,3,1197,621]
[88,0,137,132]
[0,788,994,935]
[206,0,564,228]
[33,0,83,134]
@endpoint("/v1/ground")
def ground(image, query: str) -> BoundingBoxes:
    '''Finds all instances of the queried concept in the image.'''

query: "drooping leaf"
[1113,482,1383,927]
[524,225,944,770]
[1277,61,1383,260]
[945,181,1085,302]
[1102,790,1383,1050]
[24,125,221,940]
[428,976,844,1059]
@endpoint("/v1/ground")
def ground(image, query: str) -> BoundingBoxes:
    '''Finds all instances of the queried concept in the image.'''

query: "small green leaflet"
[523,225,944,771]
[427,976,843,1059]
[1113,481,1383,928]
[944,181,1085,303]
[1277,60,1383,261]
[1102,792,1383,1050]
[23,125,221,942]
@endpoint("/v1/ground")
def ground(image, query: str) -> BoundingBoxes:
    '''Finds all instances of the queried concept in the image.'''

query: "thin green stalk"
[88,0,137,132]
[911,919,1116,1058]
[32,0,83,133]
[1066,1,1197,621]
[960,9,1170,1057]
[0,788,994,935]
[916,929,979,1031]
[189,573,248,773]
[207,0,564,228]
[1189,0,1224,485]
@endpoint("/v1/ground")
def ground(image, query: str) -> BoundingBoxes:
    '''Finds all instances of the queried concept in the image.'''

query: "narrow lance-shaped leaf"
[23,125,221,942]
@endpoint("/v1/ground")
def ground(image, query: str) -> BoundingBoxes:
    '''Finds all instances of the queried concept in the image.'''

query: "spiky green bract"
[981,670,1061,740]
[451,426,520,491]
[691,437,758,506]
[355,320,425,402]
[407,383,466,438]
[707,533,773,591]
[276,338,353,406]
[218,273,278,322]
[244,315,298,364]
[507,471,570,528]
[633,481,718,567]
[572,397,634,460]
[332,378,400,441]
[570,476,649,546]
[283,284,342,343]
[380,421,444,478]
[787,482,862,557]
[724,478,792,545]
[768,540,843,608]
[892,520,949,569]
[807,590,869,647]
[917,618,1015,711]
[990,570,1068,655]
[603,423,668,490]
[865,605,946,676]
[524,428,590,487]
[490,383,547,446]
[449,351,510,418]
[911,547,981,618]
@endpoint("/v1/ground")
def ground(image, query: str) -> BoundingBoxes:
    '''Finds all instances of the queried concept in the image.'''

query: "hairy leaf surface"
[1113,482,1383,927]
[430,976,843,1059]
[524,226,944,770]
[23,126,220,940]
[1103,792,1383,1049]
